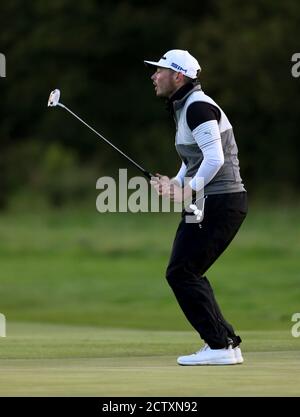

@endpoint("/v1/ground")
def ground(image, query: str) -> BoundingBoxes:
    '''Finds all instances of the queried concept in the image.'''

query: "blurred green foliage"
[1,205,299,330]
[1,0,300,208]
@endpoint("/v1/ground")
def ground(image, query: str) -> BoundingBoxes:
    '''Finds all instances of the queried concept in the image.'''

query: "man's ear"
[175,72,185,83]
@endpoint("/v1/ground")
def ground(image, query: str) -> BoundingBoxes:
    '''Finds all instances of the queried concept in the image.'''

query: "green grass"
[0,323,299,396]
[1,206,300,396]
[0,204,299,331]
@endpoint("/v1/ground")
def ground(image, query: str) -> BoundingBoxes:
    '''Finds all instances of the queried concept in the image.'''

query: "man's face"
[151,67,178,98]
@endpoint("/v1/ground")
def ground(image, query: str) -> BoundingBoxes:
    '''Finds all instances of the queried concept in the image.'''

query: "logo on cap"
[171,62,187,73]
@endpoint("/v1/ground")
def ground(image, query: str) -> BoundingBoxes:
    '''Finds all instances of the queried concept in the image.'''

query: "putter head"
[47,89,61,107]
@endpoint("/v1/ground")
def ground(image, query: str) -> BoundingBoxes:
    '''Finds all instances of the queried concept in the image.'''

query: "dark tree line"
[1,0,300,208]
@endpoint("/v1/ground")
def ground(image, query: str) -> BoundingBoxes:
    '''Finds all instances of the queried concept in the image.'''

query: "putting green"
[0,323,299,396]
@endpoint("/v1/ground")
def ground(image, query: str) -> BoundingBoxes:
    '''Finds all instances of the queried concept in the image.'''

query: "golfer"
[145,49,248,365]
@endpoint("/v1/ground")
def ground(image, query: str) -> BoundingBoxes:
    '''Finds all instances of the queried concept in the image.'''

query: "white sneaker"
[233,346,244,364]
[177,344,237,366]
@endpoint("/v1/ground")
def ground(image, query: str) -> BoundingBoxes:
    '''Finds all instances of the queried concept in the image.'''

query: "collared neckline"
[166,82,202,113]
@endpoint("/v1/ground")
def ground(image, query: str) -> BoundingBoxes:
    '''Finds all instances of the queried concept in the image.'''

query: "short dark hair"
[183,69,201,84]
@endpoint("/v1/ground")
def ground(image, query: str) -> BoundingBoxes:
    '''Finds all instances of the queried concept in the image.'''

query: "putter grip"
[143,170,153,180]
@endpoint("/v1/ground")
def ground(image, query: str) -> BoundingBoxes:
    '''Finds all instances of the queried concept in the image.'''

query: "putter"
[47,89,153,179]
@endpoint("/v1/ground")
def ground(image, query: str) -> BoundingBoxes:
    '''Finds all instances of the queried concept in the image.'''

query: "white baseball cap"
[144,49,201,79]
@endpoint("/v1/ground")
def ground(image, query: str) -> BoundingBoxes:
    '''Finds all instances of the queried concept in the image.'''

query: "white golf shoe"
[177,344,238,366]
[233,346,244,364]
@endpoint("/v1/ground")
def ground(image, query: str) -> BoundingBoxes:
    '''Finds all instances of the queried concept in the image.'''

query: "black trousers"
[166,191,248,349]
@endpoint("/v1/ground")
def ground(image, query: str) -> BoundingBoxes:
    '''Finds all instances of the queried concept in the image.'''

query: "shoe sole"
[177,358,238,366]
